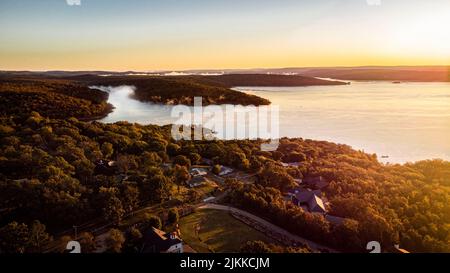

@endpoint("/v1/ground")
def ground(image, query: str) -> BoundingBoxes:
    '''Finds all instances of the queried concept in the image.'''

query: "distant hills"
[0,77,112,120]
[290,66,450,82]
[0,73,346,119]
[189,74,347,87]
[2,66,448,82]
[0,73,347,113]
[188,66,450,82]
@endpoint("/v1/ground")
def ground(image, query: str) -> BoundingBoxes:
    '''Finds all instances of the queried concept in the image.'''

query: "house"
[291,189,327,214]
[218,166,233,176]
[188,176,207,188]
[141,227,183,253]
[303,176,329,190]
[307,195,327,214]
[190,168,208,177]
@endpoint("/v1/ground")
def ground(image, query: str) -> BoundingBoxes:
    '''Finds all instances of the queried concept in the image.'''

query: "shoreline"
[94,83,449,165]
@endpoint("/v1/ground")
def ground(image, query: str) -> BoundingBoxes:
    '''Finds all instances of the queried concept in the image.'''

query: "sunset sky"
[1,0,449,71]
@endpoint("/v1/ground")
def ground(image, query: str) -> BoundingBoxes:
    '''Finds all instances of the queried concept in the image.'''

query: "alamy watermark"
[66,0,81,6]
[366,0,382,6]
[171,97,280,151]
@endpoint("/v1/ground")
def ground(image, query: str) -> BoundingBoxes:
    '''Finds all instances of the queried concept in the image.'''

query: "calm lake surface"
[94,81,450,163]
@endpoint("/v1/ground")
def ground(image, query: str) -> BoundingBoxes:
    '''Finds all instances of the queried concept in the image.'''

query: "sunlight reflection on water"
[93,81,450,163]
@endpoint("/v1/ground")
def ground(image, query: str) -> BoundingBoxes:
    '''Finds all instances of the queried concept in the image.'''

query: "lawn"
[192,181,219,197]
[179,209,274,253]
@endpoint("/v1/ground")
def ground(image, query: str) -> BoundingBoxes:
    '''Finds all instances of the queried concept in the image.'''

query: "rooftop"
[292,189,327,214]
[142,227,182,253]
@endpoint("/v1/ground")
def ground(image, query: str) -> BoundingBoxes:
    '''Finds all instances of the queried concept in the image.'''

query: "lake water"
[94,81,450,163]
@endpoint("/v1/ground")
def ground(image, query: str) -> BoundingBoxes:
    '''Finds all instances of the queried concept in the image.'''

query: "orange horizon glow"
[1,0,449,71]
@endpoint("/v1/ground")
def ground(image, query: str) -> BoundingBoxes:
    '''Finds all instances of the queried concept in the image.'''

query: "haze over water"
[97,81,450,164]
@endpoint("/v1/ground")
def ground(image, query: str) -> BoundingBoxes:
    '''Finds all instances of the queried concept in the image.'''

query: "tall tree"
[173,165,191,193]
[106,228,125,253]
[28,220,52,253]
[98,187,125,223]
[0,222,30,253]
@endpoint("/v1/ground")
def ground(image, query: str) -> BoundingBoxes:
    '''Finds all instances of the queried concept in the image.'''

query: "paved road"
[198,203,338,253]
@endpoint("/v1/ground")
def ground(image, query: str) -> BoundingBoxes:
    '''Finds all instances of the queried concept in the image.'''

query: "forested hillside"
[0,78,112,119]
[0,73,448,253]
[0,112,448,253]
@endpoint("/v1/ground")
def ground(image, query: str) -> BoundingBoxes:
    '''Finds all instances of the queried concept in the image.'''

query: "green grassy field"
[179,209,274,253]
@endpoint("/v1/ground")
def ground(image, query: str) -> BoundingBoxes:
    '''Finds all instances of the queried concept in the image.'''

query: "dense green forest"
[81,73,346,105]
[80,73,346,105]
[0,78,112,120]
[84,76,271,106]
[0,74,449,253]
[1,72,348,108]
[0,112,449,253]
[228,139,450,252]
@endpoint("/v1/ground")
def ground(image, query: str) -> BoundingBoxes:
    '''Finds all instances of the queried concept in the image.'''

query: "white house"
[142,227,183,253]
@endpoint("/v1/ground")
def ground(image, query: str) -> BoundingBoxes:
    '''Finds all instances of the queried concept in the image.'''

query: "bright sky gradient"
[1,0,449,71]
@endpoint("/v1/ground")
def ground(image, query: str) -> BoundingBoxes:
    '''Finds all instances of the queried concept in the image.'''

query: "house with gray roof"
[188,176,208,188]
[291,189,327,214]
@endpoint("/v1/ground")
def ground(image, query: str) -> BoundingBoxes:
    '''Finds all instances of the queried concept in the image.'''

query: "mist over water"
[94,81,450,164]
[94,85,275,140]
[93,85,176,124]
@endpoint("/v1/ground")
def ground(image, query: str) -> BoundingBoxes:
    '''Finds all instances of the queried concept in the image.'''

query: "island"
[0,73,347,115]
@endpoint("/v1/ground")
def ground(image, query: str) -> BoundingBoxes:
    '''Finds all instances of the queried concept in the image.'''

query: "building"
[307,195,327,214]
[218,166,233,176]
[190,168,208,177]
[291,189,327,214]
[141,227,183,253]
[188,176,207,188]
